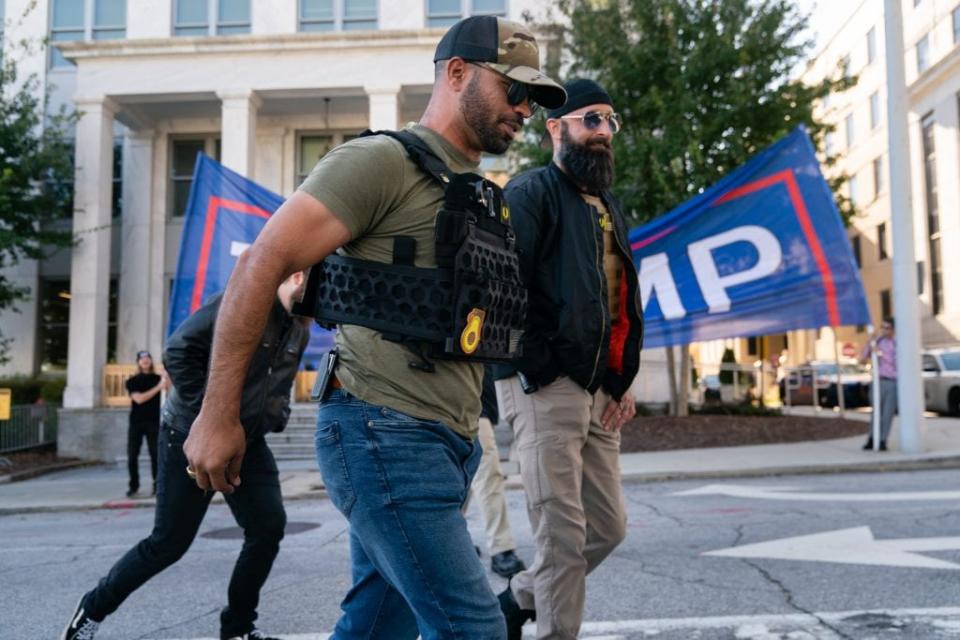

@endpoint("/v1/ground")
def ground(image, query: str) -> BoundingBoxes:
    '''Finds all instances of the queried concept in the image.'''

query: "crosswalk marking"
[158,606,960,639]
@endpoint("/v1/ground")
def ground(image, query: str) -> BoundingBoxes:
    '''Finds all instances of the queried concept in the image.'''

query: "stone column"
[365,85,400,131]
[63,98,117,408]
[218,90,261,178]
[116,129,155,363]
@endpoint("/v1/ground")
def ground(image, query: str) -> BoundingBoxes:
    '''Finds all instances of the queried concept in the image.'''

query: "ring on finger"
[185,465,197,479]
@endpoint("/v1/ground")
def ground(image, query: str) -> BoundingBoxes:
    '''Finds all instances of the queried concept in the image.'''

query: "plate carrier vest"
[293,129,527,371]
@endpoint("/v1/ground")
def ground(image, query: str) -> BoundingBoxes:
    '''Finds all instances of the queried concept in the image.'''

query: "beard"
[461,73,521,155]
[559,122,615,193]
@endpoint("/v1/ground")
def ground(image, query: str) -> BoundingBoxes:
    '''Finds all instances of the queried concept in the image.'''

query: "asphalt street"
[5,467,960,639]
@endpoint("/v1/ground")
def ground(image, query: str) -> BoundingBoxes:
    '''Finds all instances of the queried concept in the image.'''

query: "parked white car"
[922,349,960,415]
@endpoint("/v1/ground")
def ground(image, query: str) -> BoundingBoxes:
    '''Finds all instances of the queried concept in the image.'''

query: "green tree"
[520,0,855,226]
[0,38,78,364]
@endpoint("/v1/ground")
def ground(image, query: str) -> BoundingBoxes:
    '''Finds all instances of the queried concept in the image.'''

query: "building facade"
[796,0,960,362]
[0,0,557,408]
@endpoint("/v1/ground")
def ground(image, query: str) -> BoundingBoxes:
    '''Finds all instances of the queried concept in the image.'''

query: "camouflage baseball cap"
[433,15,567,109]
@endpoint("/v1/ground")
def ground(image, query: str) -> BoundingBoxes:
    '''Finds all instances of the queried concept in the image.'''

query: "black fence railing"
[0,404,59,453]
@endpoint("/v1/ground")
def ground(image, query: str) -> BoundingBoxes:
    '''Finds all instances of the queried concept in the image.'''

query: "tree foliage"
[0,41,78,363]
[519,0,855,227]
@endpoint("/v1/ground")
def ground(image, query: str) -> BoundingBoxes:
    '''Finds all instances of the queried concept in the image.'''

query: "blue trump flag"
[630,126,870,349]
[167,154,334,365]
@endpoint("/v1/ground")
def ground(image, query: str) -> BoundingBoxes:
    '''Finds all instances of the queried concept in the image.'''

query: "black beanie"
[546,78,612,119]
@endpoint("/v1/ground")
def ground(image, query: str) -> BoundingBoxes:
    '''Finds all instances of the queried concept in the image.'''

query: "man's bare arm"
[183,191,351,492]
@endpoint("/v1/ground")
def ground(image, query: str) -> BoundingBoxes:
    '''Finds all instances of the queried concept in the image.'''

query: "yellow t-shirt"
[298,124,483,438]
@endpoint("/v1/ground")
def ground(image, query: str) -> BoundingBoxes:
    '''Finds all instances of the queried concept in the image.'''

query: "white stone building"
[795,0,960,361]
[0,0,558,409]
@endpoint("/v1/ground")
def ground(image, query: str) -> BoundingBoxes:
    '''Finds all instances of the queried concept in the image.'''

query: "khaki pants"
[496,375,627,639]
[467,416,517,555]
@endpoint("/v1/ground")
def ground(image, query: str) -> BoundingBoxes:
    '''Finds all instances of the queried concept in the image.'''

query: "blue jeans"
[315,389,505,639]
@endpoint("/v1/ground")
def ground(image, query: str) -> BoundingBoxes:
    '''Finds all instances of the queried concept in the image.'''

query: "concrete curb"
[0,460,98,485]
[3,455,960,516]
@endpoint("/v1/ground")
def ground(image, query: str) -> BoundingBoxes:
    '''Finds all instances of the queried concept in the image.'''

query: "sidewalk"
[1,412,958,515]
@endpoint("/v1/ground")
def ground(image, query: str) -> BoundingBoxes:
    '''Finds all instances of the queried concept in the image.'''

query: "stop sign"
[842,342,857,358]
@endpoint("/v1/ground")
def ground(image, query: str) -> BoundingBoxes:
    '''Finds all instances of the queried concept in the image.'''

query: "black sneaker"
[126,488,138,498]
[61,596,100,640]
[223,627,281,640]
[491,550,526,578]
[879,440,888,451]
[498,586,535,640]
[862,437,873,450]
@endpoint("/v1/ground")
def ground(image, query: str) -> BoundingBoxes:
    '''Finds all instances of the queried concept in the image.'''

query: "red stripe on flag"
[190,196,273,313]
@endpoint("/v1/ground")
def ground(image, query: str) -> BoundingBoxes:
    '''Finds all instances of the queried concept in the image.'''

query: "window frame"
[294,130,361,190]
[298,0,378,32]
[51,0,129,68]
[916,33,930,74]
[426,0,507,28]
[872,155,884,199]
[869,90,880,130]
[845,112,855,149]
[866,26,876,65]
[174,0,251,37]
[169,135,221,218]
[877,222,887,261]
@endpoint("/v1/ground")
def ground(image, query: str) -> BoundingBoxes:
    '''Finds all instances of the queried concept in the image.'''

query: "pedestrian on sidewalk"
[861,317,897,451]
[61,272,310,640]
[177,15,565,640]
[467,366,527,578]
[493,78,644,640]
[124,350,169,497]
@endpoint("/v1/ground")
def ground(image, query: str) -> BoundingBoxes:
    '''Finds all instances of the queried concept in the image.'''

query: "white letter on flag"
[688,225,782,314]
[638,253,686,319]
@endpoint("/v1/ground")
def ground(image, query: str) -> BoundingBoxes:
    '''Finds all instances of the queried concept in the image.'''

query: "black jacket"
[494,163,643,400]
[162,293,310,439]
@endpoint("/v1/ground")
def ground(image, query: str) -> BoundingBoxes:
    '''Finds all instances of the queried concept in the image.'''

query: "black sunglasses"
[469,62,539,116]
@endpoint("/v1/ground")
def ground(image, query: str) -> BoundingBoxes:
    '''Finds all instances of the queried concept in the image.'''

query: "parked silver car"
[922,349,960,415]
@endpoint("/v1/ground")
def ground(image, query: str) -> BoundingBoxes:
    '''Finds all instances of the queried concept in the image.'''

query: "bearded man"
[493,78,645,640]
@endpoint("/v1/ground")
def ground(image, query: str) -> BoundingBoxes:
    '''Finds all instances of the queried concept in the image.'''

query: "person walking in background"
[124,350,169,497]
[494,78,644,639]
[861,318,897,451]
[469,366,527,578]
[61,272,310,640]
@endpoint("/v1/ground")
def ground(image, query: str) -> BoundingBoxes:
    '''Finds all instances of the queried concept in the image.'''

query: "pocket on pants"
[315,420,356,517]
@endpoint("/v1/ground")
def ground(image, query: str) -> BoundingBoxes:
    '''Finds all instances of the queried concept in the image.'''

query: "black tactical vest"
[293,130,526,371]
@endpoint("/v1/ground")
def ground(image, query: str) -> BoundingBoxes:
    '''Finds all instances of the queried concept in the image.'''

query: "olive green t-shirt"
[298,124,483,438]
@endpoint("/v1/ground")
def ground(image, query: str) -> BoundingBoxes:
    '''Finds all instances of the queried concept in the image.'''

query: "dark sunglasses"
[559,111,622,134]
[469,62,539,116]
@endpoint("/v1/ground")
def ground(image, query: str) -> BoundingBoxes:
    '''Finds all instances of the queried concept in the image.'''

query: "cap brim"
[489,63,567,109]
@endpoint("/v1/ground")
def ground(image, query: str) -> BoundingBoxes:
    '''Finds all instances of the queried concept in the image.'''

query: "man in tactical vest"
[182,16,565,639]
[494,79,644,639]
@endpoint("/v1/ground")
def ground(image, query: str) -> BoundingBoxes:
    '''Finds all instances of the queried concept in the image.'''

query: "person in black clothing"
[61,272,310,640]
[124,350,169,497]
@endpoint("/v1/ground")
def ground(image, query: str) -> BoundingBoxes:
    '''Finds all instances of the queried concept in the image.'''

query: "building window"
[866,26,877,64]
[112,141,122,218]
[877,222,887,260]
[880,289,891,321]
[920,113,942,314]
[916,34,930,73]
[174,0,251,37]
[170,136,220,217]
[299,0,377,31]
[845,113,855,148]
[840,54,851,78]
[294,132,360,188]
[869,91,880,130]
[851,235,861,268]
[848,173,859,205]
[873,155,884,198]
[954,7,960,44]
[917,261,925,295]
[825,131,836,156]
[427,0,506,27]
[747,336,758,356]
[50,0,127,67]
[38,279,71,372]
[296,134,334,187]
